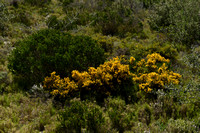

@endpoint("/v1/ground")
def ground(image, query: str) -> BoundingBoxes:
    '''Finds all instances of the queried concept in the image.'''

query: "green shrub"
[8,29,105,90]
[57,98,106,132]
[152,91,180,120]
[23,0,51,7]
[46,15,64,30]
[0,71,11,94]
[0,2,9,36]
[105,97,135,132]
[94,0,145,37]
[10,7,32,26]
[0,93,58,132]
[193,113,200,131]
[138,0,162,8]
[149,0,200,46]
[84,101,106,132]
[128,42,178,61]
[167,118,197,133]
[59,0,74,6]
[136,103,152,126]
[57,98,87,132]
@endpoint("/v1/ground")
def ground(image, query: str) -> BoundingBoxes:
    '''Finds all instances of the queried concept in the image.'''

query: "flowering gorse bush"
[43,56,134,100]
[131,53,181,92]
[43,72,78,97]
[43,53,181,100]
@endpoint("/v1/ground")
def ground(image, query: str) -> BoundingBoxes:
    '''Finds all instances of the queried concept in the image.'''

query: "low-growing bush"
[105,97,135,132]
[43,56,136,102]
[57,98,106,133]
[0,2,10,36]
[8,29,105,90]
[138,0,162,8]
[167,118,197,133]
[23,0,51,7]
[136,103,153,126]
[149,0,200,46]
[59,0,74,7]
[131,53,181,94]
[0,93,57,132]
[94,0,145,37]
[44,53,181,103]
[10,7,32,26]
[128,42,178,61]
[46,15,64,30]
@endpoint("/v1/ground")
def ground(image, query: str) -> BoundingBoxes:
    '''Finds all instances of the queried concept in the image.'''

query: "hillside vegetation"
[0,0,200,132]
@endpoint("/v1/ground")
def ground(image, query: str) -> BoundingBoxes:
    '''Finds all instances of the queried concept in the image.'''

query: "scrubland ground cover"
[0,0,200,132]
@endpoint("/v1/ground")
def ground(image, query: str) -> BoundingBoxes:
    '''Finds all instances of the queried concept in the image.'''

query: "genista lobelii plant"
[131,53,181,92]
[44,56,135,101]
[43,53,181,101]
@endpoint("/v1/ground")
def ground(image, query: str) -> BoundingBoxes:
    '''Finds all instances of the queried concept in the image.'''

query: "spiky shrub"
[59,0,74,6]
[24,0,51,6]
[136,103,152,125]
[105,97,135,132]
[138,0,162,8]
[46,15,64,30]
[57,98,105,133]
[8,29,105,90]
[131,53,181,93]
[94,0,144,37]
[43,53,181,102]
[43,56,136,102]
[0,2,9,36]
[149,0,200,45]
[10,8,32,26]
[167,119,197,132]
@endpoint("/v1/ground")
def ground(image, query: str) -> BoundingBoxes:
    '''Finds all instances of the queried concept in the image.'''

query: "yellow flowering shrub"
[131,53,181,92]
[71,56,132,95]
[43,72,78,97]
[43,53,181,99]
[43,56,133,98]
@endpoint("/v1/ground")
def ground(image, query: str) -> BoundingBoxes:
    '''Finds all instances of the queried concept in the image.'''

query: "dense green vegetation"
[0,0,199,132]
[8,29,105,90]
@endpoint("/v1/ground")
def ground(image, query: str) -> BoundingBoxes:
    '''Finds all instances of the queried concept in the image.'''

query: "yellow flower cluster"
[146,53,170,69]
[132,53,181,92]
[129,57,136,64]
[43,72,78,97]
[72,56,131,93]
[43,53,182,97]
[43,56,132,97]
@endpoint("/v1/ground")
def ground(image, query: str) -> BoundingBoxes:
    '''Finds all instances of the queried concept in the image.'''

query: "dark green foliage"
[86,103,105,132]
[59,0,74,6]
[10,7,32,26]
[94,0,145,37]
[57,99,86,132]
[0,2,9,35]
[46,15,64,30]
[0,71,9,94]
[105,97,135,133]
[59,0,146,37]
[149,0,200,45]
[0,93,58,132]
[136,103,152,125]
[24,0,51,6]
[167,118,197,132]
[57,98,105,133]
[8,29,105,90]
[138,0,162,8]
[183,46,200,74]
[46,12,92,31]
